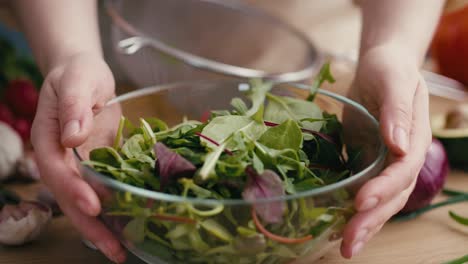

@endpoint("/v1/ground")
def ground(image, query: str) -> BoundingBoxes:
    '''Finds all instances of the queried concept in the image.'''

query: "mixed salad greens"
[85,64,359,263]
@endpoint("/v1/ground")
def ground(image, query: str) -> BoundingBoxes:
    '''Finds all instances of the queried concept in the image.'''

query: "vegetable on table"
[393,187,468,221]
[4,79,39,119]
[0,187,52,246]
[431,4,468,85]
[0,122,24,181]
[443,254,468,264]
[401,138,449,213]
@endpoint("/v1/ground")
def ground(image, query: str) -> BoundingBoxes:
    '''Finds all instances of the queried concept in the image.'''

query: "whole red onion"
[401,138,449,213]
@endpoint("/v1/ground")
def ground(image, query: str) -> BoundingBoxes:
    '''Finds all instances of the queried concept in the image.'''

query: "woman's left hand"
[340,44,432,258]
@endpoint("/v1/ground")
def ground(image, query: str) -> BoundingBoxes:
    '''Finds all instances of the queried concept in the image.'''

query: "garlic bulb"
[0,122,23,181]
[0,201,52,245]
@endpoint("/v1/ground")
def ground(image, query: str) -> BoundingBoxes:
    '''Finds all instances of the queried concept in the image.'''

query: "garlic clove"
[0,201,52,246]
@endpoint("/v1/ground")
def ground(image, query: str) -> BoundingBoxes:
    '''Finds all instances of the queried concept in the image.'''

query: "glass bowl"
[74,80,386,264]
[104,0,321,87]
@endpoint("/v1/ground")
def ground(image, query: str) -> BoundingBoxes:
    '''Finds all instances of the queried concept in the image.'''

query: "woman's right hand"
[31,53,127,263]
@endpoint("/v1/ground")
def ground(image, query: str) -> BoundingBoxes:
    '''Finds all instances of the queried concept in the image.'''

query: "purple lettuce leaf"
[242,168,286,224]
[154,142,196,190]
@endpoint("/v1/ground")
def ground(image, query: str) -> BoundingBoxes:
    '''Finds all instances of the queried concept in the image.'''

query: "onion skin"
[401,138,449,213]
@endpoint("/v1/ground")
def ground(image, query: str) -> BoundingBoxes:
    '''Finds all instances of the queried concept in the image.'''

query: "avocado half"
[431,114,468,170]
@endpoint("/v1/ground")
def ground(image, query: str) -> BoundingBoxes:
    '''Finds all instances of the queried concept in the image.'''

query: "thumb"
[379,83,415,156]
[58,79,96,148]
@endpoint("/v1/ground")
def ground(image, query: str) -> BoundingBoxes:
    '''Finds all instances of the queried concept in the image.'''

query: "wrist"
[45,49,103,74]
[359,42,420,69]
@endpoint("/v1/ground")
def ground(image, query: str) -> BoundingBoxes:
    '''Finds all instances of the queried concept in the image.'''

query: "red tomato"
[431,5,468,85]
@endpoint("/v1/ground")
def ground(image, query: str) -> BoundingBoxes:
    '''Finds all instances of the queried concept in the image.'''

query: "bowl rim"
[106,0,322,83]
[74,80,387,206]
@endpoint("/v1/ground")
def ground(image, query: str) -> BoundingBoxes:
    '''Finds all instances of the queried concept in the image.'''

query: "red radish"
[5,79,39,118]
[0,104,15,126]
[13,118,31,143]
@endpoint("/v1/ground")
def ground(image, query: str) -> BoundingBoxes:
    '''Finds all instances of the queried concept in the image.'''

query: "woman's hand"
[31,53,126,263]
[340,44,432,258]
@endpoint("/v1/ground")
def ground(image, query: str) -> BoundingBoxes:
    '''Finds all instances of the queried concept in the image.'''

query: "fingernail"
[63,120,80,141]
[351,241,364,257]
[359,197,378,211]
[393,126,408,154]
[354,228,369,244]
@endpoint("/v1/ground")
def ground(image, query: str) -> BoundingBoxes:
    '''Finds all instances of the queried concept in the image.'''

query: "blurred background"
[1,0,468,145]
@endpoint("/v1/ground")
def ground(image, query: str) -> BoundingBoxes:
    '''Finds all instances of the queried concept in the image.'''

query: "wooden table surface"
[2,1,468,264]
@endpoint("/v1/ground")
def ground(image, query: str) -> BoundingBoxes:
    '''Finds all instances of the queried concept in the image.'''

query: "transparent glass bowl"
[74,81,386,264]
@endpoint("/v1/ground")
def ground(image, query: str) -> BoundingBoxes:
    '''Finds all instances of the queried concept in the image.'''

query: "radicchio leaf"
[242,168,286,224]
[154,143,196,190]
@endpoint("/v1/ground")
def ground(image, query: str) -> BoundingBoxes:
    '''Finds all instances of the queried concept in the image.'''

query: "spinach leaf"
[90,147,124,168]
[265,94,323,132]
[201,115,266,150]
[258,119,303,151]
[121,134,146,159]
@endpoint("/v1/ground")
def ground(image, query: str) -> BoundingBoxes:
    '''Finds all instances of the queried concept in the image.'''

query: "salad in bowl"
[75,64,386,263]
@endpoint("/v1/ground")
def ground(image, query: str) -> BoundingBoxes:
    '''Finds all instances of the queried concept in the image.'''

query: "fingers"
[341,77,432,258]
[56,59,115,148]
[378,72,418,155]
[32,82,102,216]
[32,94,123,262]
[355,79,431,211]
[62,204,126,263]
[57,68,96,147]
[341,180,415,258]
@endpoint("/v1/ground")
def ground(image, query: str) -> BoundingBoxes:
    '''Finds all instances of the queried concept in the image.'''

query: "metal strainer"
[106,0,322,84]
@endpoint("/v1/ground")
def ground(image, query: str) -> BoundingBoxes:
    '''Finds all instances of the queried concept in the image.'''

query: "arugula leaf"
[140,118,157,146]
[242,168,286,224]
[198,140,228,181]
[251,151,264,174]
[307,62,335,101]
[244,79,272,117]
[230,97,248,115]
[265,94,323,132]
[258,119,303,151]
[154,143,196,190]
